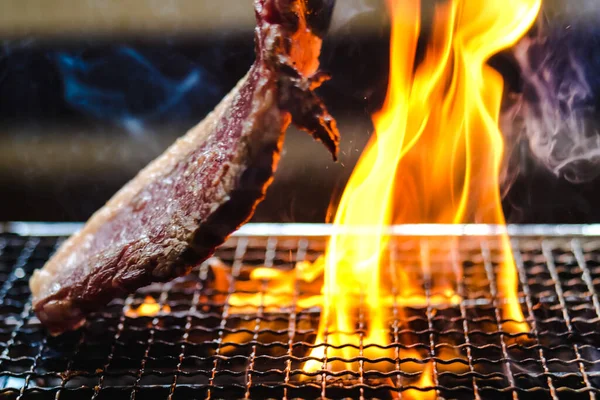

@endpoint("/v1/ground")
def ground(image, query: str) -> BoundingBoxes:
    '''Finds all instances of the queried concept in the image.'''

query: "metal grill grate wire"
[0,227,598,399]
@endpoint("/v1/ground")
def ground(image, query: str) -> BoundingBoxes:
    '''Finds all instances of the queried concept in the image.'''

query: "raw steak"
[30,0,339,335]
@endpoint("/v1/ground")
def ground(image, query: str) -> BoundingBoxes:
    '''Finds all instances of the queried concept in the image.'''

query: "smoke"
[504,2,600,185]
[54,46,222,136]
[327,0,379,34]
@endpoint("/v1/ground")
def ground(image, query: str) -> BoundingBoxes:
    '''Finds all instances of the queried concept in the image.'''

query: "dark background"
[0,0,599,223]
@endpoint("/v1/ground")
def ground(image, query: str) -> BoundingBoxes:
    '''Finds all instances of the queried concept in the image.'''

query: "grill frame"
[5,221,600,237]
[0,223,599,400]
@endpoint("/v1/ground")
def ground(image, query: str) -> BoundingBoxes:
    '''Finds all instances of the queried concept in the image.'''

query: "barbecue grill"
[0,222,598,399]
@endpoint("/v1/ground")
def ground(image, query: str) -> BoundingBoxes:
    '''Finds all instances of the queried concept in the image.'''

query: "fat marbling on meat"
[30,0,340,335]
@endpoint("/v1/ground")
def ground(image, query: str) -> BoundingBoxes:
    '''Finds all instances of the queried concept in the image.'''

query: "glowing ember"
[125,296,170,317]
[225,255,462,317]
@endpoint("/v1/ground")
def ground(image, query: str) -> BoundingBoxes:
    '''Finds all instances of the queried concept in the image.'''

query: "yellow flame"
[305,0,540,376]
[405,362,436,400]
[125,296,170,317]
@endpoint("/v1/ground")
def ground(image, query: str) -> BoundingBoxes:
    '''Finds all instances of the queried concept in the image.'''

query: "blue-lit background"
[0,0,599,223]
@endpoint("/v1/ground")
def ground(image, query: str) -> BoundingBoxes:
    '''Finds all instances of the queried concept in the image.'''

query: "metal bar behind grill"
[0,224,599,400]
[6,222,600,237]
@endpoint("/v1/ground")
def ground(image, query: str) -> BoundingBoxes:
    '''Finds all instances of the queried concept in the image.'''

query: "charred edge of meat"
[256,0,340,161]
[277,66,339,159]
[259,0,340,159]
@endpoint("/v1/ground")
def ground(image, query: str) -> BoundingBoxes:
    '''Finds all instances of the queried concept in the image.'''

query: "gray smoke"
[328,0,381,34]
[504,1,600,184]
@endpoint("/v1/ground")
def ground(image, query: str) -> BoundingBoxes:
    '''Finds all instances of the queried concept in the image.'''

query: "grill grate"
[0,224,599,399]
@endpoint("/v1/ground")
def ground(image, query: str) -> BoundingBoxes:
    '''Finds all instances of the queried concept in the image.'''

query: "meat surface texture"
[30,0,340,336]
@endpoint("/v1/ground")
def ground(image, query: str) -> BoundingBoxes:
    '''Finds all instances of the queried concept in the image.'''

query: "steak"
[29,0,339,336]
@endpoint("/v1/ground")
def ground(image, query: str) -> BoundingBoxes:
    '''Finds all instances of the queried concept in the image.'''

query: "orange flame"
[304,0,540,375]
[405,362,436,400]
[125,296,170,317]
